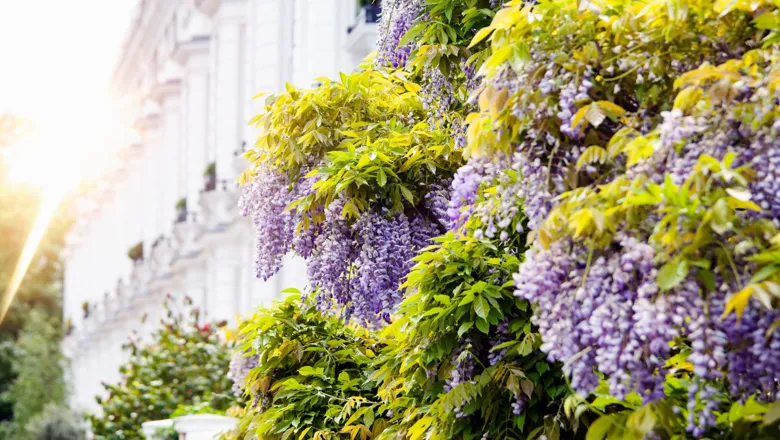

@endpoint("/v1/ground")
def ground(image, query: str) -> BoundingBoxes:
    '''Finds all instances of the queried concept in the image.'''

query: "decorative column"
[174,37,211,215]
[212,1,247,183]
[135,114,162,255]
[246,0,294,129]
[150,80,182,235]
[126,142,145,266]
[208,243,242,322]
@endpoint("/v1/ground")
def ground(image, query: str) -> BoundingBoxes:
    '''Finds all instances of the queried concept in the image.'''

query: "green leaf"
[398,22,428,48]
[658,260,689,291]
[627,405,656,435]
[764,402,780,426]
[398,185,415,204]
[377,168,387,187]
[696,269,716,292]
[586,414,618,440]
[468,26,494,48]
[515,413,526,432]
[458,321,474,337]
[433,294,451,305]
[473,296,490,319]
[475,319,490,334]
[298,366,323,376]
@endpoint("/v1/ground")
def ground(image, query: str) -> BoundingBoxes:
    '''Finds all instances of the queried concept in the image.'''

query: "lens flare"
[0,96,133,325]
[0,183,69,323]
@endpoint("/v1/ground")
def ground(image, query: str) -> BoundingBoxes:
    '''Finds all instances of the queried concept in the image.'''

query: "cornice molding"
[112,0,180,92]
[149,78,182,103]
[132,113,161,132]
[172,36,211,66]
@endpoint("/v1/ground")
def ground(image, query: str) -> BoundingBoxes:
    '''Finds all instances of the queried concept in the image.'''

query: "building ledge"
[199,183,240,231]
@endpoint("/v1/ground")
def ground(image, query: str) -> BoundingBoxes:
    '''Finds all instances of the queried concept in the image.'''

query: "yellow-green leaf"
[658,260,689,291]
[468,26,494,48]
[722,285,754,319]
[595,100,626,118]
[576,146,608,170]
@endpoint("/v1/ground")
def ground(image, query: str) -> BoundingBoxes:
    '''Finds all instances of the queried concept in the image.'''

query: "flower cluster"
[376,0,421,68]
[460,0,780,437]
[227,350,258,397]
[239,68,457,324]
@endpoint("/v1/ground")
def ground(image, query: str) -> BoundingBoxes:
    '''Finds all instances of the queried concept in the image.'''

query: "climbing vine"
[232,0,780,439]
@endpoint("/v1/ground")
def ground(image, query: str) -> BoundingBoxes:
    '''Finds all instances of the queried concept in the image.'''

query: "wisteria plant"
[232,0,780,438]
[239,66,460,325]
[226,293,388,440]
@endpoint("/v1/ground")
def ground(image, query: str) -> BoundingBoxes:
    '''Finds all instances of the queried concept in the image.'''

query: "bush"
[88,297,236,440]
[23,404,84,440]
[374,231,584,439]
[227,293,386,439]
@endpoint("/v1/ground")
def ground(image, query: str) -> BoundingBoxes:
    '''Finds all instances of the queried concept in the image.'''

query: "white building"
[62,0,379,414]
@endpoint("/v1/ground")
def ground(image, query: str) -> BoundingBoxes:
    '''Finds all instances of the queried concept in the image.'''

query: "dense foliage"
[231,0,780,438]
[22,404,84,440]
[239,67,458,325]
[227,293,387,439]
[2,310,68,437]
[89,297,236,440]
[373,232,585,439]
[462,0,780,437]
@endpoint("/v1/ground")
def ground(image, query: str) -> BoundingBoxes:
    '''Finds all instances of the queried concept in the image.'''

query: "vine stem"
[318,390,379,405]
[718,241,743,289]
[580,249,594,290]
[382,0,400,53]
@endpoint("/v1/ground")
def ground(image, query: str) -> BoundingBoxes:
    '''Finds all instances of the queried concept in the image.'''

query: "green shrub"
[88,297,236,440]
[228,293,387,440]
[24,404,84,440]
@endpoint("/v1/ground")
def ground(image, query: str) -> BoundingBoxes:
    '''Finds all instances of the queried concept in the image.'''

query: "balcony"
[345,3,380,55]
[172,212,204,262]
[199,179,240,233]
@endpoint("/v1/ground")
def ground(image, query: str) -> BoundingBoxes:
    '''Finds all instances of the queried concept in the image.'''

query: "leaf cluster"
[372,233,586,439]
[231,292,388,440]
[245,67,460,223]
[583,376,780,439]
[465,0,764,160]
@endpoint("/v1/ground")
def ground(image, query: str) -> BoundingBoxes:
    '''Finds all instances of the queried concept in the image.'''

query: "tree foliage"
[0,115,72,436]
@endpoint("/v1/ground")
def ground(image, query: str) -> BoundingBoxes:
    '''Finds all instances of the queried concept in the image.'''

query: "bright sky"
[0,0,135,116]
[0,1,138,321]
[0,0,137,186]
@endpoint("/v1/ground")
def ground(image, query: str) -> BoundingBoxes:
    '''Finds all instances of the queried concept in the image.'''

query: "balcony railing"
[348,4,382,34]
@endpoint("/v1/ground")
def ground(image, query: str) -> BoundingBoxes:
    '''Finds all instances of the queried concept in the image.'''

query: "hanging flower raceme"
[454,0,780,437]
[239,67,460,325]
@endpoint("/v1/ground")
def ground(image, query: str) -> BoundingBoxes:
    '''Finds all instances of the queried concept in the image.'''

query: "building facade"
[62,0,378,414]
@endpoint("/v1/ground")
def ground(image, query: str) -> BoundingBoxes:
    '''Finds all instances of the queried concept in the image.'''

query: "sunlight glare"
[1,95,135,324]
[0,183,69,324]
